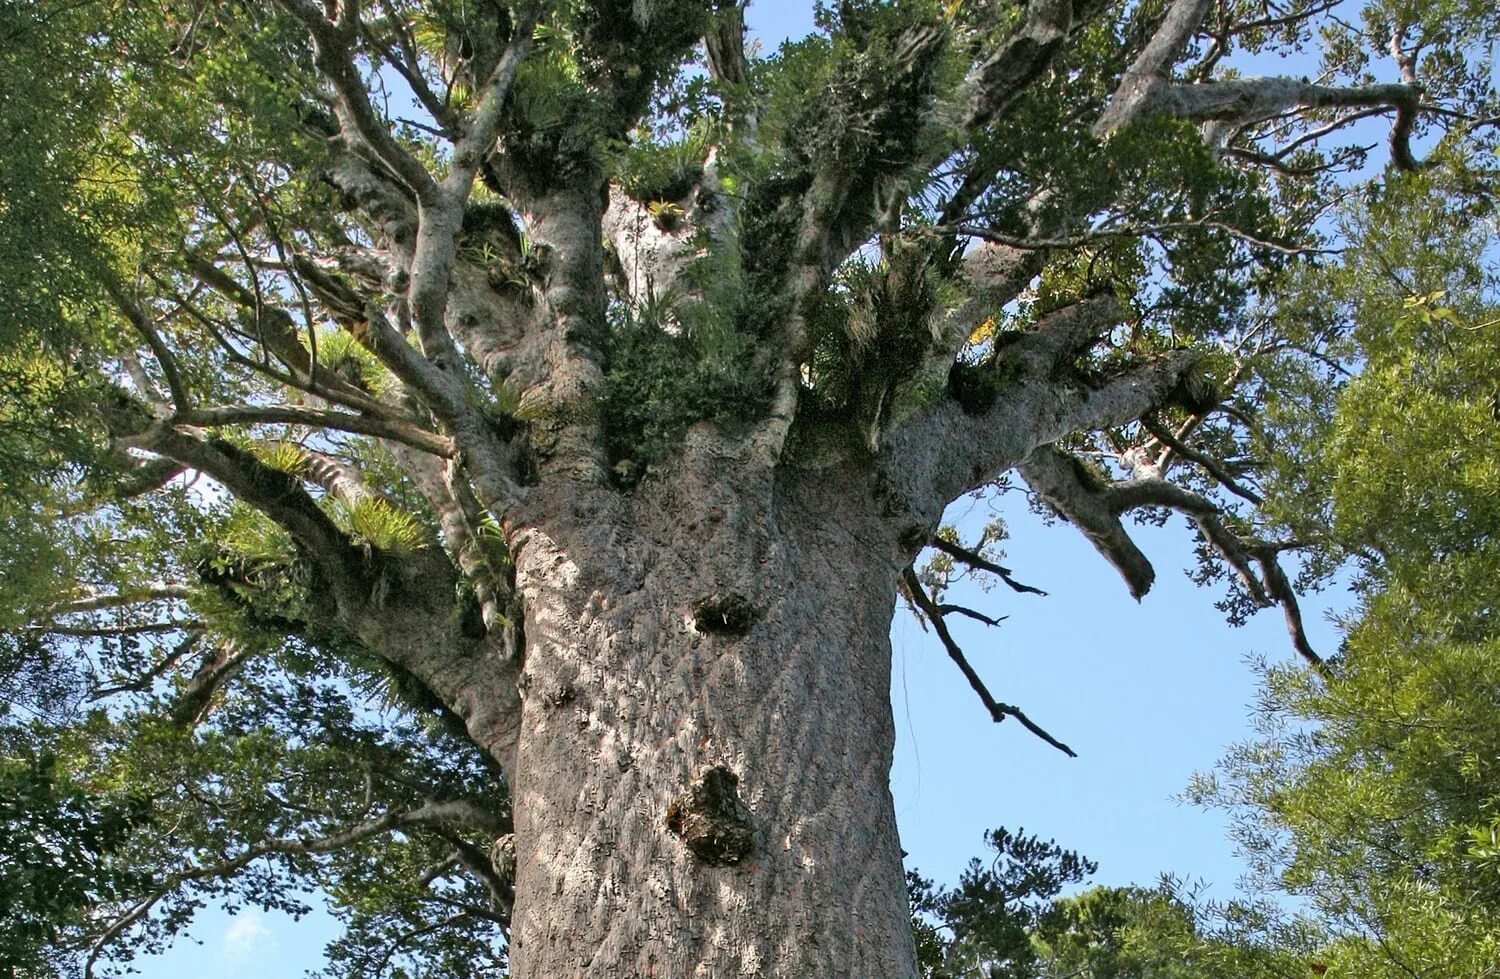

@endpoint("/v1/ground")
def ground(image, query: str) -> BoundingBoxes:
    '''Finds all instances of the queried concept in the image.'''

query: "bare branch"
[903,567,1077,757]
[1095,0,1215,134]
[276,0,439,203]
[106,281,191,411]
[1140,414,1263,505]
[167,637,256,727]
[1102,476,1325,671]
[1256,548,1326,672]
[937,604,1009,628]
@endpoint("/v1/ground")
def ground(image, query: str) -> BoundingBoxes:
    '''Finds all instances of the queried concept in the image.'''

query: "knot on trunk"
[489,833,516,882]
[666,765,754,866]
[691,592,756,634]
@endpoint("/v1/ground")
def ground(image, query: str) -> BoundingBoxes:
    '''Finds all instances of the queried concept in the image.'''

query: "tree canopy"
[1,0,1497,975]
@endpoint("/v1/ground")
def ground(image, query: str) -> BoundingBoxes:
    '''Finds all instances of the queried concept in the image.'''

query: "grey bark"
[503,432,918,976]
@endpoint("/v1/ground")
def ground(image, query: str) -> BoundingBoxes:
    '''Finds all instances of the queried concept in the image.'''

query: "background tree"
[909,827,1097,979]
[1,0,1496,975]
[0,745,149,978]
[908,828,1316,979]
[1189,159,1500,979]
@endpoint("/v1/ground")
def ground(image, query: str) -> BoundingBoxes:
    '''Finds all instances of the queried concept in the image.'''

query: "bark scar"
[666,765,755,866]
[691,592,756,634]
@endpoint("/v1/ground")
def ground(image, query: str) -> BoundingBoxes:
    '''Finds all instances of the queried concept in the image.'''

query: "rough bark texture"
[504,432,916,976]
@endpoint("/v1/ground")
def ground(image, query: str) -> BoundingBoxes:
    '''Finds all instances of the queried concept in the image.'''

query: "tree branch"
[1140,414,1263,505]
[89,633,202,701]
[106,280,191,412]
[1103,476,1325,670]
[84,797,504,978]
[937,604,1009,628]
[880,316,1197,528]
[167,637,256,727]
[1095,0,1215,135]
[906,563,1074,755]
[1143,78,1423,170]
[903,566,1076,757]
[1020,444,1157,600]
[46,585,192,616]
[276,0,439,204]
[178,404,455,457]
[929,537,1047,596]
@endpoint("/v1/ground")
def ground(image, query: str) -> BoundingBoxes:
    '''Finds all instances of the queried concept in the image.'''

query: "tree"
[1,0,1495,975]
[908,828,1316,979]
[0,745,149,977]
[908,826,1096,979]
[1189,161,1500,978]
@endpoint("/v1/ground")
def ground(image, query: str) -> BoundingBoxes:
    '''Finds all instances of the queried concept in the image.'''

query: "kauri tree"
[1,0,1495,975]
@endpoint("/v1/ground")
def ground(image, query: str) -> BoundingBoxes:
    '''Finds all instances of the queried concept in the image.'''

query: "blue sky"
[140,5,1346,975]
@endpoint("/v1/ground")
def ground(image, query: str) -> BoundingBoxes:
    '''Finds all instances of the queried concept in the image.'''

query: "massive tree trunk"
[504,432,917,975]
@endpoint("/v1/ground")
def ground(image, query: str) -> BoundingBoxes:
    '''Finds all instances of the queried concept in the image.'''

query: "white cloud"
[222,911,276,961]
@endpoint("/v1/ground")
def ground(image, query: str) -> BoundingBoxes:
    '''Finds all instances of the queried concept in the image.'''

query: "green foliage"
[908,826,1097,979]
[328,497,429,553]
[0,742,151,976]
[909,828,1315,979]
[615,122,712,204]
[601,292,769,467]
[800,239,945,437]
[1193,162,1500,978]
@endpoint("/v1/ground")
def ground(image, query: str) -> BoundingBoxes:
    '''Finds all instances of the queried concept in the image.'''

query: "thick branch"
[168,637,256,727]
[912,241,1043,400]
[1020,445,1157,600]
[179,404,454,457]
[880,317,1196,527]
[120,419,359,591]
[1121,76,1424,170]
[401,7,537,384]
[1103,476,1324,670]
[276,0,439,203]
[964,0,1105,131]
[1095,0,1214,134]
